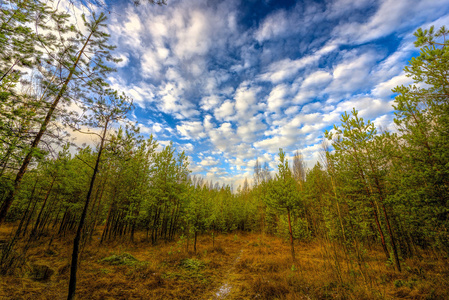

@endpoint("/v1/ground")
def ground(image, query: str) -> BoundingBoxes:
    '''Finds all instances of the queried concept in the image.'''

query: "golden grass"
[0,225,448,299]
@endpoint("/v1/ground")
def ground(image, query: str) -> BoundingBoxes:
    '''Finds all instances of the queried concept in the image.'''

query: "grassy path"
[210,249,244,299]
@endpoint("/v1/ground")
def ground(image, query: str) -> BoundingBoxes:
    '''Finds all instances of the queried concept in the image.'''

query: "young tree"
[391,25,449,251]
[326,109,401,272]
[266,149,300,261]
[67,88,133,300]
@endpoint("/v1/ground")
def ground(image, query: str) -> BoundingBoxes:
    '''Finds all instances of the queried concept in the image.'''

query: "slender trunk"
[0,145,14,177]
[101,191,116,244]
[90,179,107,242]
[370,200,390,259]
[58,209,69,235]
[382,204,401,272]
[0,58,19,82]
[152,207,160,245]
[351,148,390,260]
[100,211,111,244]
[194,231,198,254]
[14,179,38,237]
[330,175,347,245]
[29,177,55,239]
[22,191,41,237]
[287,208,295,261]
[67,118,108,300]
[52,203,64,230]
[365,149,401,269]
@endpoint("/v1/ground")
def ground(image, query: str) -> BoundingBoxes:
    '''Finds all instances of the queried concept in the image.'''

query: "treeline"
[1,133,248,246]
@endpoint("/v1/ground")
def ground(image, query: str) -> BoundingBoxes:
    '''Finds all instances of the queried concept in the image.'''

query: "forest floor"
[1,225,449,299]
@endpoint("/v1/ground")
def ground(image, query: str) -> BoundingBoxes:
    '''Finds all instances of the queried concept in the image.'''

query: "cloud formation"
[104,0,449,187]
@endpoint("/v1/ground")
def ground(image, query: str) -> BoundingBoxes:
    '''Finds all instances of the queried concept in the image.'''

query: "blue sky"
[81,0,449,187]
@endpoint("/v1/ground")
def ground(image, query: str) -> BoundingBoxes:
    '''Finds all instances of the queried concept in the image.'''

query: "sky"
[72,0,449,187]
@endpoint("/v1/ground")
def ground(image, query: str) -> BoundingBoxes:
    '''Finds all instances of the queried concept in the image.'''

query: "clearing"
[1,226,448,299]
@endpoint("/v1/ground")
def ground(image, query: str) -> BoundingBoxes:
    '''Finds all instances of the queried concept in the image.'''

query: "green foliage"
[390,25,449,250]
[265,149,300,213]
[179,258,205,271]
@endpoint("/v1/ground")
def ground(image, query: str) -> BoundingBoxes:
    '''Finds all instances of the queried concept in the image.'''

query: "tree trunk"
[370,200,390,260]
[29,177,55,239]
[382,204,401,272]
[194,231,198,254]
[67,118,108,300]
[287,208,295,261]
[22,191,41,237]
[14,180,38,237]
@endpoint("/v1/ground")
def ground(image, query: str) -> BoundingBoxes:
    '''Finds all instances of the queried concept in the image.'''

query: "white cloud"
[372,73,413,98]
[255,9,289,43]
[334,96,394,121]
[301,70,332,89]
[333,0,449,44]
[200,95,222,111]
[199,156,219,167]
[236,115,266,142]
[234,84,259,117]
[266,84,289,112]
[259,56,318,84]
[177,121,206,140]
[326,50,380,95]
[115,53,130,68]
[214,100,235,121]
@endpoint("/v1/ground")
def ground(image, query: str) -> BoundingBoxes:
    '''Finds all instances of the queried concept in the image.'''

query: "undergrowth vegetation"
[0,226,448,299]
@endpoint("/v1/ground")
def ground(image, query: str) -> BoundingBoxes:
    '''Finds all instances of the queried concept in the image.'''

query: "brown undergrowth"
[0,225,448,300]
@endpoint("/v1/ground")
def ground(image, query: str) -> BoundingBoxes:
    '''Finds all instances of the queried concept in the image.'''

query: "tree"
[266,149,300,261]
[326,109,401,272]
[0,11,121,225]
[391,25,449,251]
[0,0,59,199]
[67,88,133,300]
[0,0,48,82]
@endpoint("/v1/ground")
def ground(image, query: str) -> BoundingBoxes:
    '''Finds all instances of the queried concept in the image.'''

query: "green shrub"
[101,253,138,265]
[179,258,204,271]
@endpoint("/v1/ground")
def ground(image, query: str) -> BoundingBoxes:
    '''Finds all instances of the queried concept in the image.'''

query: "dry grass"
[0,225,448,299]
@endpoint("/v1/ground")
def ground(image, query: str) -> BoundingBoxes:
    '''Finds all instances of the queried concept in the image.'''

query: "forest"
[0,0,449,299]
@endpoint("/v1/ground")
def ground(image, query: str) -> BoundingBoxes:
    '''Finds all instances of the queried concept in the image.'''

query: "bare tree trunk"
[287,208,295,261]
[29,177,55,239]
[370,200,390,260]
[67,119,108,300]
[194,231,198,254]
[14,179,38,237]
[382,204,401,272]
